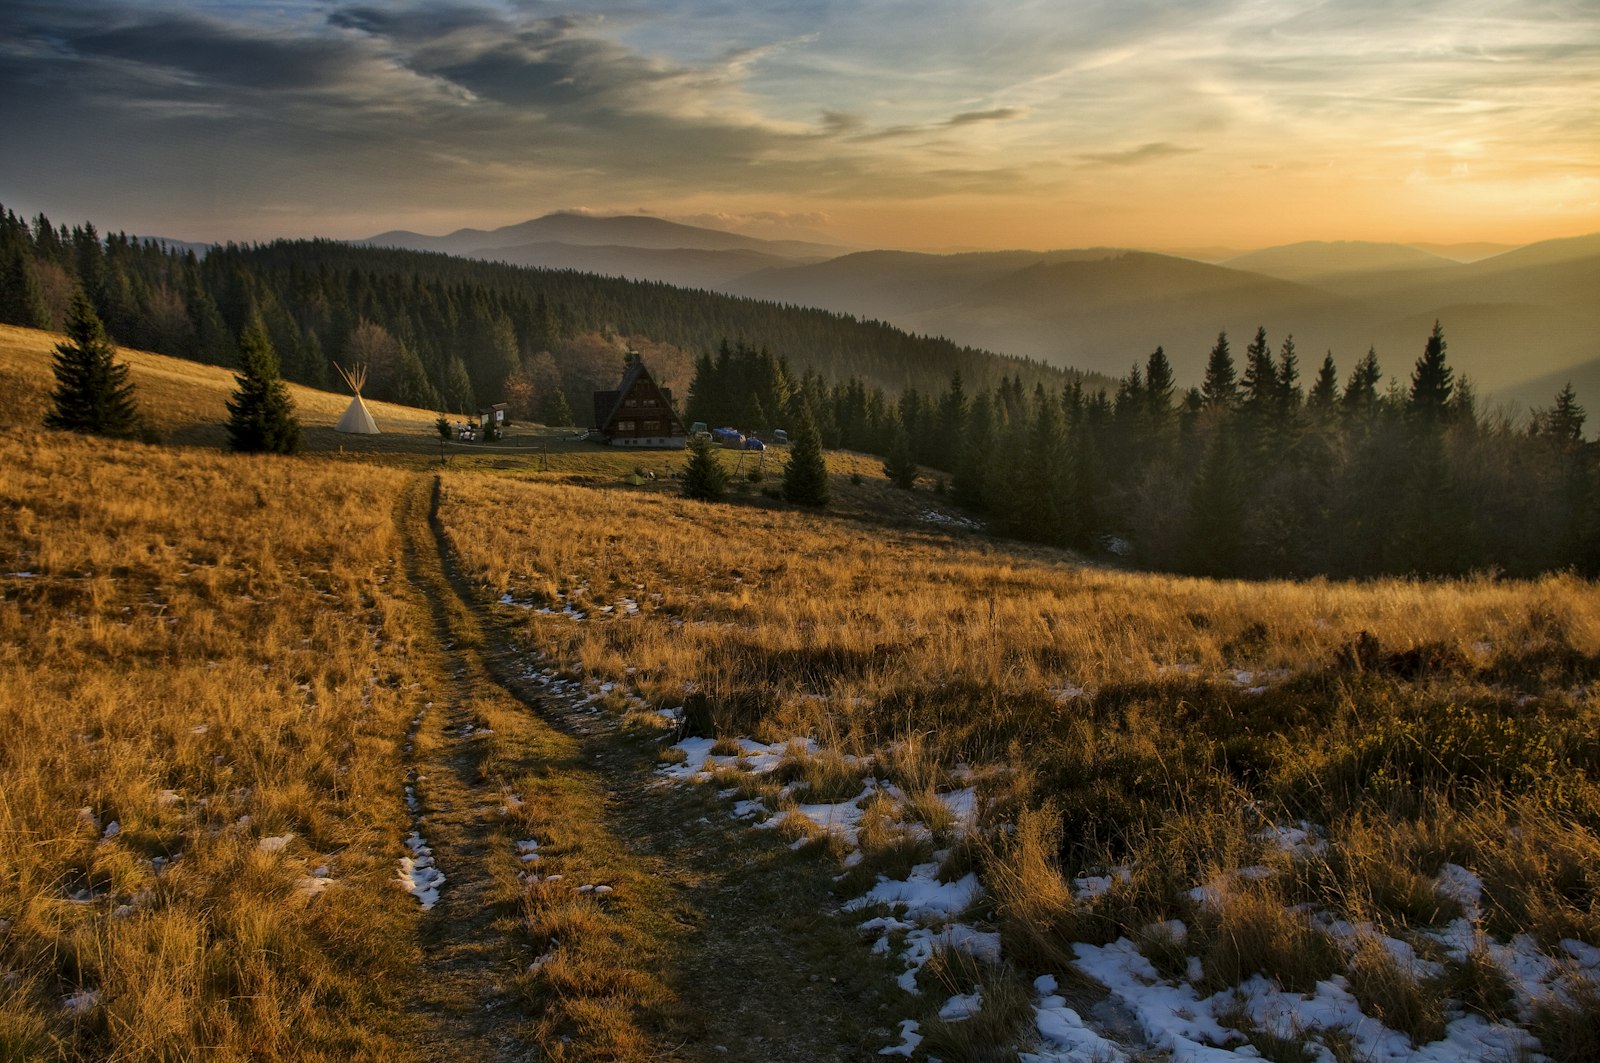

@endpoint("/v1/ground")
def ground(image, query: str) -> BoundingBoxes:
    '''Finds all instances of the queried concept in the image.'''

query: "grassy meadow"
[0,383,429,1055]
[3,318,1599,1059]
[441,471,1600,1058]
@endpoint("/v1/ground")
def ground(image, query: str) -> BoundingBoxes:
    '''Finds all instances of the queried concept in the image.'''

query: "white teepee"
[334,363,380,434]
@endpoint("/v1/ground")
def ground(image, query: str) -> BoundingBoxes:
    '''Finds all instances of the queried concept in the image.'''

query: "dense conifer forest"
[689,332,1597,578]
[0,206,1086,423]
[4,205,1593,578]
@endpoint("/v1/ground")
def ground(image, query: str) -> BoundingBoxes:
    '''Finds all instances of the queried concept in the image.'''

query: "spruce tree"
[1145,347,1175,427]
[680,438,729,502]
[1202,332,1238,409]
[1343,348,1383,413]
[884,425,918,488]
[952,392,994,509]
[782,404,829,506]
[0,244,48,328]
[1186,427,1245,575]
[1240,327,1276,414]
[1408,321,1453,424]
[1536,383,1587,445]
[540,386,574,427]
[226,314,301,454]
[45,290,142,438]
[1308,352,1339,411]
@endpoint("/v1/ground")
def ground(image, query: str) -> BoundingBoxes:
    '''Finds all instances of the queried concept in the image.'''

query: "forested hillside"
[754,328,1599,579]
[0,207,1089,424]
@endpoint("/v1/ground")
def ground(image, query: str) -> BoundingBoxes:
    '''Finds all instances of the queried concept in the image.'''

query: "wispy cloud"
[0,0,1594,248]
[1080,142,1198,167]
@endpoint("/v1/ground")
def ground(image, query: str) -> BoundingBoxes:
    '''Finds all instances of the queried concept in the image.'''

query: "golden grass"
[6,320,1597,1054]
[0,427,424,1059]
[0,322,438,445]
[435,467,1600,1045]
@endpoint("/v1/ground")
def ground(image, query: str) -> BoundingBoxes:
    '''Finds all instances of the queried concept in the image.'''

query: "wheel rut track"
[395,473,535,1062]
[396,472,908,1062]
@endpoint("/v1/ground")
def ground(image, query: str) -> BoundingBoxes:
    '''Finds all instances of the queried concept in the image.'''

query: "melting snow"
[398,831,444,909]
[878,1018,923,1056]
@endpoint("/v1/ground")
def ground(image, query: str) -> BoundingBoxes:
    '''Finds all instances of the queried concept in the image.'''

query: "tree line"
[687,329,1595,578]
[0,205,1090,424]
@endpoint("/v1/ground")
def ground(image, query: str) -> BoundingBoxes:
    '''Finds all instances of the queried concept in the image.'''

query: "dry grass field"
[0,428,427,1059]
[4,320,1599,1061]
[440,472,1600,1060]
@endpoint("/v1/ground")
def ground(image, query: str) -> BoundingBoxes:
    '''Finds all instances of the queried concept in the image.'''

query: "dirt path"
[393,472,907,1061]
[393,473,540,1061]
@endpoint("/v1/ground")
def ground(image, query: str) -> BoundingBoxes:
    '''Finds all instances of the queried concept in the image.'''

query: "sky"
[1,0,1597,252]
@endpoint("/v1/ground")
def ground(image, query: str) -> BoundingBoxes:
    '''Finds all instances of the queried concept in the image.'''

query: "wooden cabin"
[590,360,688,448]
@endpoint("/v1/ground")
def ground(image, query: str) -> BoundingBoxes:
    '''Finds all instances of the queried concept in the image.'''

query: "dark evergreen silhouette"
[680,438,729,502]
[1408,321,1454,424]
[1309,352,1339,410]
[1186,427,1245,576]
[884,426,917,488]
[540,386,575,427]
[226,315,301,454]
[1343,347,1383,412]
[0,243,47,328]
[782,406,829,507]
[1201,332,1238,408]
[44,291,142,438]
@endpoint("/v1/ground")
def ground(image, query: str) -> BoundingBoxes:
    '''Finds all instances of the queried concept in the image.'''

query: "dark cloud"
[945,107,1022,127]
[1079,142,1197,167]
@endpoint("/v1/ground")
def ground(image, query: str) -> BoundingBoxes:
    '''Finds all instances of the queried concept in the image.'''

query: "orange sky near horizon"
[1,1,1596,252]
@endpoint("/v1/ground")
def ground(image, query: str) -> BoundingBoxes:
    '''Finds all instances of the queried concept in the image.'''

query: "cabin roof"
[595,360,652,429]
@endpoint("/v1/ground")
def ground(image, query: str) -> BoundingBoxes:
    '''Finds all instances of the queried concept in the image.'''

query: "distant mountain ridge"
[354,212,1597,414]
[725,234,1600,409]
[363,212,847,260]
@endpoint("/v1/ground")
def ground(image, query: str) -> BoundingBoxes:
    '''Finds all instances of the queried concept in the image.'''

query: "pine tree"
[952,392,994,509]
[884,425,917,488]
[1275,335,1302,413]
[45,290,143,438]
[1063,418,1103,549]
[540,386,575,427]
[933,370,969,470]
[1186,427,1245,575]
[1240,327,1276,414]
[1408,321,1454,424]
[226,314,301,454]
[1535,383,1587,445]
[1202,332,1238,409]
[782,404,829,506]
[1343,348,1383,414]
[1145,347,1175,427]
[1308,352,1339,411]
[0,244,48,328]
[680,438,729,502]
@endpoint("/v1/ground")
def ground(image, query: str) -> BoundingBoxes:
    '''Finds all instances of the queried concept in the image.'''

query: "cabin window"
[624,398,638,408]
[642,420,660,432]
[642,397,657,407]
[616,420,636,432]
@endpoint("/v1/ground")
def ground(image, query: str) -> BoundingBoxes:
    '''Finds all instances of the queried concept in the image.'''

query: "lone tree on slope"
[782,405,829,507]
[680,437,729,502]
[226,314,301,454]
[45,290,142,438]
